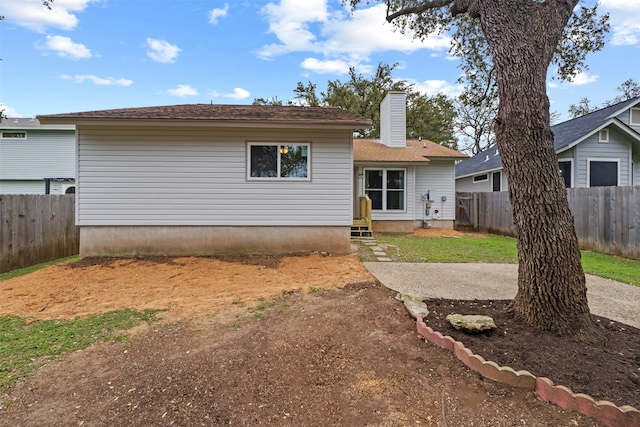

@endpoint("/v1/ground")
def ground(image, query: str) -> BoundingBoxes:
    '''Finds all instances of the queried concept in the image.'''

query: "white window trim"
[1,131,27,139]
[246,142,311,181]
[364,168,407,212]
[630,108,640,126]
[587,157,620,187]
[473,173,488,183]
[558,159,573,188]
[598,128,609,143]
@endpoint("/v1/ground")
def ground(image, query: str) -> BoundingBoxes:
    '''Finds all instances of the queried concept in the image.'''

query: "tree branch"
[386,0,453,22]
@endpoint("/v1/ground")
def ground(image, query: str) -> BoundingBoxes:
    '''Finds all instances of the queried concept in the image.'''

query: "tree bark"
[477,0,602,340]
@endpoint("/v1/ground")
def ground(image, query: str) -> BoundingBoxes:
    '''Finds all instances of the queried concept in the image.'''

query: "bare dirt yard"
[0,235,634,426]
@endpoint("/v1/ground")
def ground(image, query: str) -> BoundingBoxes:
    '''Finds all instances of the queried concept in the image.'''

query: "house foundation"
[79,226,352,257]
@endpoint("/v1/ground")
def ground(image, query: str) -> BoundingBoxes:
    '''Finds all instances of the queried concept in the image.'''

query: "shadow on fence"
[0,194,79,273]
[456,186,640,261]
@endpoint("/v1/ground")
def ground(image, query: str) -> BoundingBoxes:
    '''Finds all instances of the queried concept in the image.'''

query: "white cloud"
[61,74,133,86]
[209,4,229,24]
[601,0,640,46]
[301,58,350,74]
[410,79,463,97]
[42,35,91,59]
[3,0,97,32]
[146,38,181,63]
[257,1,451,72]
[0,103,24,118]
[224,88,251,100]
[167,84,199,97]
[569,72,599,86]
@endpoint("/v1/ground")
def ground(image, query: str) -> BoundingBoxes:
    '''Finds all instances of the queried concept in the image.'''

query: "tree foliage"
[568,78,640,118]
[381,1,608,153]
[254,62,458,147]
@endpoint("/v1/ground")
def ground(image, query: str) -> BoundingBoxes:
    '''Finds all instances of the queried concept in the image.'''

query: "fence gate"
[455,192,475,231]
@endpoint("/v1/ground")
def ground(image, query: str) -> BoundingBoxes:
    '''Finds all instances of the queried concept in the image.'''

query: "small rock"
[395,293,429,319]
[446,314,496,333]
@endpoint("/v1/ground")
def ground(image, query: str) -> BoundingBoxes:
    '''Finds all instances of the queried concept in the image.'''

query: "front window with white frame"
[248,143,310,180]
[364,169,405,211]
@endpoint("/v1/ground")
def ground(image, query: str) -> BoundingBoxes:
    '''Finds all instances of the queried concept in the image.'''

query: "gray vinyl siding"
[0,180,45,194]
[0,130,75,180]
[77,126,353,226]
[354,163,416,221]
[415,160,457,221]
[455,172,493,192]
[574,128,631,187]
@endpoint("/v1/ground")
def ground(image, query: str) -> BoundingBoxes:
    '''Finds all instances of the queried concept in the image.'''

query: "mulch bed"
[422,299,640,408]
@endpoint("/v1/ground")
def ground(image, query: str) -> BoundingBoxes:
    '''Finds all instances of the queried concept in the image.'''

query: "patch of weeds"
[248,297,278,320]
[0,255,80,282]
[255,297,276,311]
[231,299,245,307]
[309,286,325,294]
[0,308,162,393]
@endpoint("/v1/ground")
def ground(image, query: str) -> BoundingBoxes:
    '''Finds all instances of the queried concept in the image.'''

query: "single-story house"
[38,93,465,257]
[455,96,640,191]
[354,92,468,232]
[38,105,371,256]
[0,118,76,194]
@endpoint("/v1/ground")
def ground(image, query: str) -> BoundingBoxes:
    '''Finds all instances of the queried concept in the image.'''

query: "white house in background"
[354,92,468,232]
[38,104,371,257]
[455,96,640,191]
[0,118,76,194]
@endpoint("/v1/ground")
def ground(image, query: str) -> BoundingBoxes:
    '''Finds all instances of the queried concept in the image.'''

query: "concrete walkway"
[364,262,640,329]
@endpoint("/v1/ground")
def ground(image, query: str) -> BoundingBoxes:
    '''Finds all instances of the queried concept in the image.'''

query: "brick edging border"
[416,316,640,427]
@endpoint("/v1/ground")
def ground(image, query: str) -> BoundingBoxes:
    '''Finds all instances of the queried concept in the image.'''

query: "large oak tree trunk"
[477,0,602,340]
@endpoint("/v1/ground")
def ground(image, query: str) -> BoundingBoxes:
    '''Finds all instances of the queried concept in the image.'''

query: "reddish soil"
[0,249,633,426]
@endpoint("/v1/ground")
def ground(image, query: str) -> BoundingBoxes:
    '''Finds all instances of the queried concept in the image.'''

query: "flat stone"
[446,314,497,333]
[377,257,392,262]
[395,293,429,319]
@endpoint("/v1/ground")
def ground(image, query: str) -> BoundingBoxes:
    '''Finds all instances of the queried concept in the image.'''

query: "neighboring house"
[455,96,640,191]
[38,104,371,257]
[354,92,468,232]
[0,118,76,194]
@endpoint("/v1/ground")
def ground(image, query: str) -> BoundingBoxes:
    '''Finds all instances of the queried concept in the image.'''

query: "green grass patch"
[581,251,640,287]
[0,255,80,282]
[374,233,519,264]
[0,309,161,393]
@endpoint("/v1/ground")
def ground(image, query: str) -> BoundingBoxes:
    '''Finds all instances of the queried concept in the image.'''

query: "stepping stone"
[377,257,391,262]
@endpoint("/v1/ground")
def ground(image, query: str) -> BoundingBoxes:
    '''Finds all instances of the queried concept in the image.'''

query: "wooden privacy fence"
[456,186,640,260]
[0,195,79,273]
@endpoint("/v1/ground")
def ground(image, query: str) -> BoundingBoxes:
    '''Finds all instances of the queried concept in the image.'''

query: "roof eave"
[37,116,372,130]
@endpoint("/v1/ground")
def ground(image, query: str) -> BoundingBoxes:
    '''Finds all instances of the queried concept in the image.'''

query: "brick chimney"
[380,91,406,148]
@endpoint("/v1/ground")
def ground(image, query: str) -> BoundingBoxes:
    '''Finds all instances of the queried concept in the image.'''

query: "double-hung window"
[364,169,405,211]
[248,143,310,180]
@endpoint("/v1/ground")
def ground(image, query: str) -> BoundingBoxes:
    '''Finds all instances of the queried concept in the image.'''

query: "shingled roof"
[37,104,372,128]
[455,96,640,178]
[354,139,468,163]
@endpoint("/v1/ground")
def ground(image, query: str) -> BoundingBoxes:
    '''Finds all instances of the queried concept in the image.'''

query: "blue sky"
[1,0,639,122]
